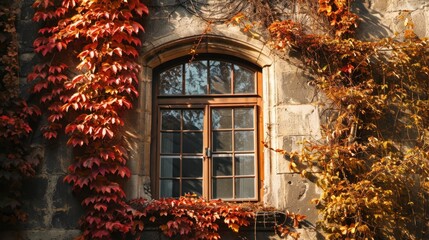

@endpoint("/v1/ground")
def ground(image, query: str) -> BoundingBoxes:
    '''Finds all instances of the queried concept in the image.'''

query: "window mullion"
[181,64,185,95]
[254,105,258,199]
[206,60,210,94]
[231,63,234,94]
[203,104,210,199]
[179,110,183,196]
[231,108,236,200]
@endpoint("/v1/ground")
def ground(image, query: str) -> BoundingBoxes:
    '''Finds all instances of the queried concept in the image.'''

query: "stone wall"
[1,0,428,239]
[355,0,429,39]
[1,0,82,239]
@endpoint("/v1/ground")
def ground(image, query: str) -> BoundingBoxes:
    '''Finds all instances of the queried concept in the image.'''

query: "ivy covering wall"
[0,0,428,240]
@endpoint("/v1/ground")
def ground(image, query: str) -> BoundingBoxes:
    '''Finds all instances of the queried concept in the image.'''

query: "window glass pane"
[183,158,203,177]
[210,61,232,94]
[183,132,203,153]
[161,110,181,130]
[212,178,233,199]
[234,108,253,129]
[160,180,180,198]
[183,110,204,130]
[235,155,254,175]
[212,156,232,176]
[160,65,182,95]
[213,131,232,152]
[235,178,255,198]
[183,180,202,196]
[212,108,232,129]
[234,65,255,93]
[160,157,180,177]
[185,61,207,95]
[234,131,254,151]
[161,132,181,153]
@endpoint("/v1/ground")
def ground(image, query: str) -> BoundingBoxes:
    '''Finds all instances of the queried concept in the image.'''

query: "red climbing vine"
[318,0,358,38]
[130,196,254,240]
[129,195,305,240]
[30,0,148,239]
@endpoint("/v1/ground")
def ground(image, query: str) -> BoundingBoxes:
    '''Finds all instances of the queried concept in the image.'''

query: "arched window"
[152,55,263,201]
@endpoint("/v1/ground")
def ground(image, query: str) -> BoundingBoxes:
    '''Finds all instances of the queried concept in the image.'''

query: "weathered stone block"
[143,18,177,41]
[20,202,49,230]
[276,174,321,224]
[353,1,392,39]
[21,177,48,209]
[275,136,303,174]
[51,210,80,229]
[125,175,152,199]
[53,177,80,210]
[17,20,40,52]
[411,9,427,37]
[276,105,321,138]
[20,3,34,21]
[45,137,71,174]
[19,52,39,77]
[277,71,315,104]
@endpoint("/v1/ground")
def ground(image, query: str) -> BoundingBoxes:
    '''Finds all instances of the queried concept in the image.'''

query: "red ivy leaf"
[116,167,131,178]
[341,64,354,74]
[43,130,58,139]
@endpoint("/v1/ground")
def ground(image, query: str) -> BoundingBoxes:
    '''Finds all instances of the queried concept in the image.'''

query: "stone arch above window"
[127,35,273,200]
[140,35,272,69]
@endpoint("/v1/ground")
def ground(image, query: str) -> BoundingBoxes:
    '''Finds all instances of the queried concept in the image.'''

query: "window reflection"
[212,108,232,129]
[183,132,203,153]
[160,157,180,177]
[210,61,232,94]
[160,180,180,198]
[183,180,202,196]
[161,110,181,130]
[234,131,254,151]
[161,132,180,153]
[213,156,233,176]
[160,65,183,95]
[183,110,204,130]
[183,158,203,177]
[234,65,255,93]
[235,178,254,198]
[234,108,253,129]
[213,131,232,152]
[213,178,233,199]
[185,61,207,95]
[234,154,254,175]
[159,60,256,96]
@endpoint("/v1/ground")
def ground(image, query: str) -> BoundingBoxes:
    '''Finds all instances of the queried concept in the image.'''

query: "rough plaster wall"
[354,0,429,39]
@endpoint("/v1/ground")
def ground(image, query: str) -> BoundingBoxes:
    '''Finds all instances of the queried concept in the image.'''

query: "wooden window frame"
[151,55,263,201]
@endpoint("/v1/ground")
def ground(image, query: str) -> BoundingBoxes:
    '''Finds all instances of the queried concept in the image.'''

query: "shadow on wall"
[352,1,392,40]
